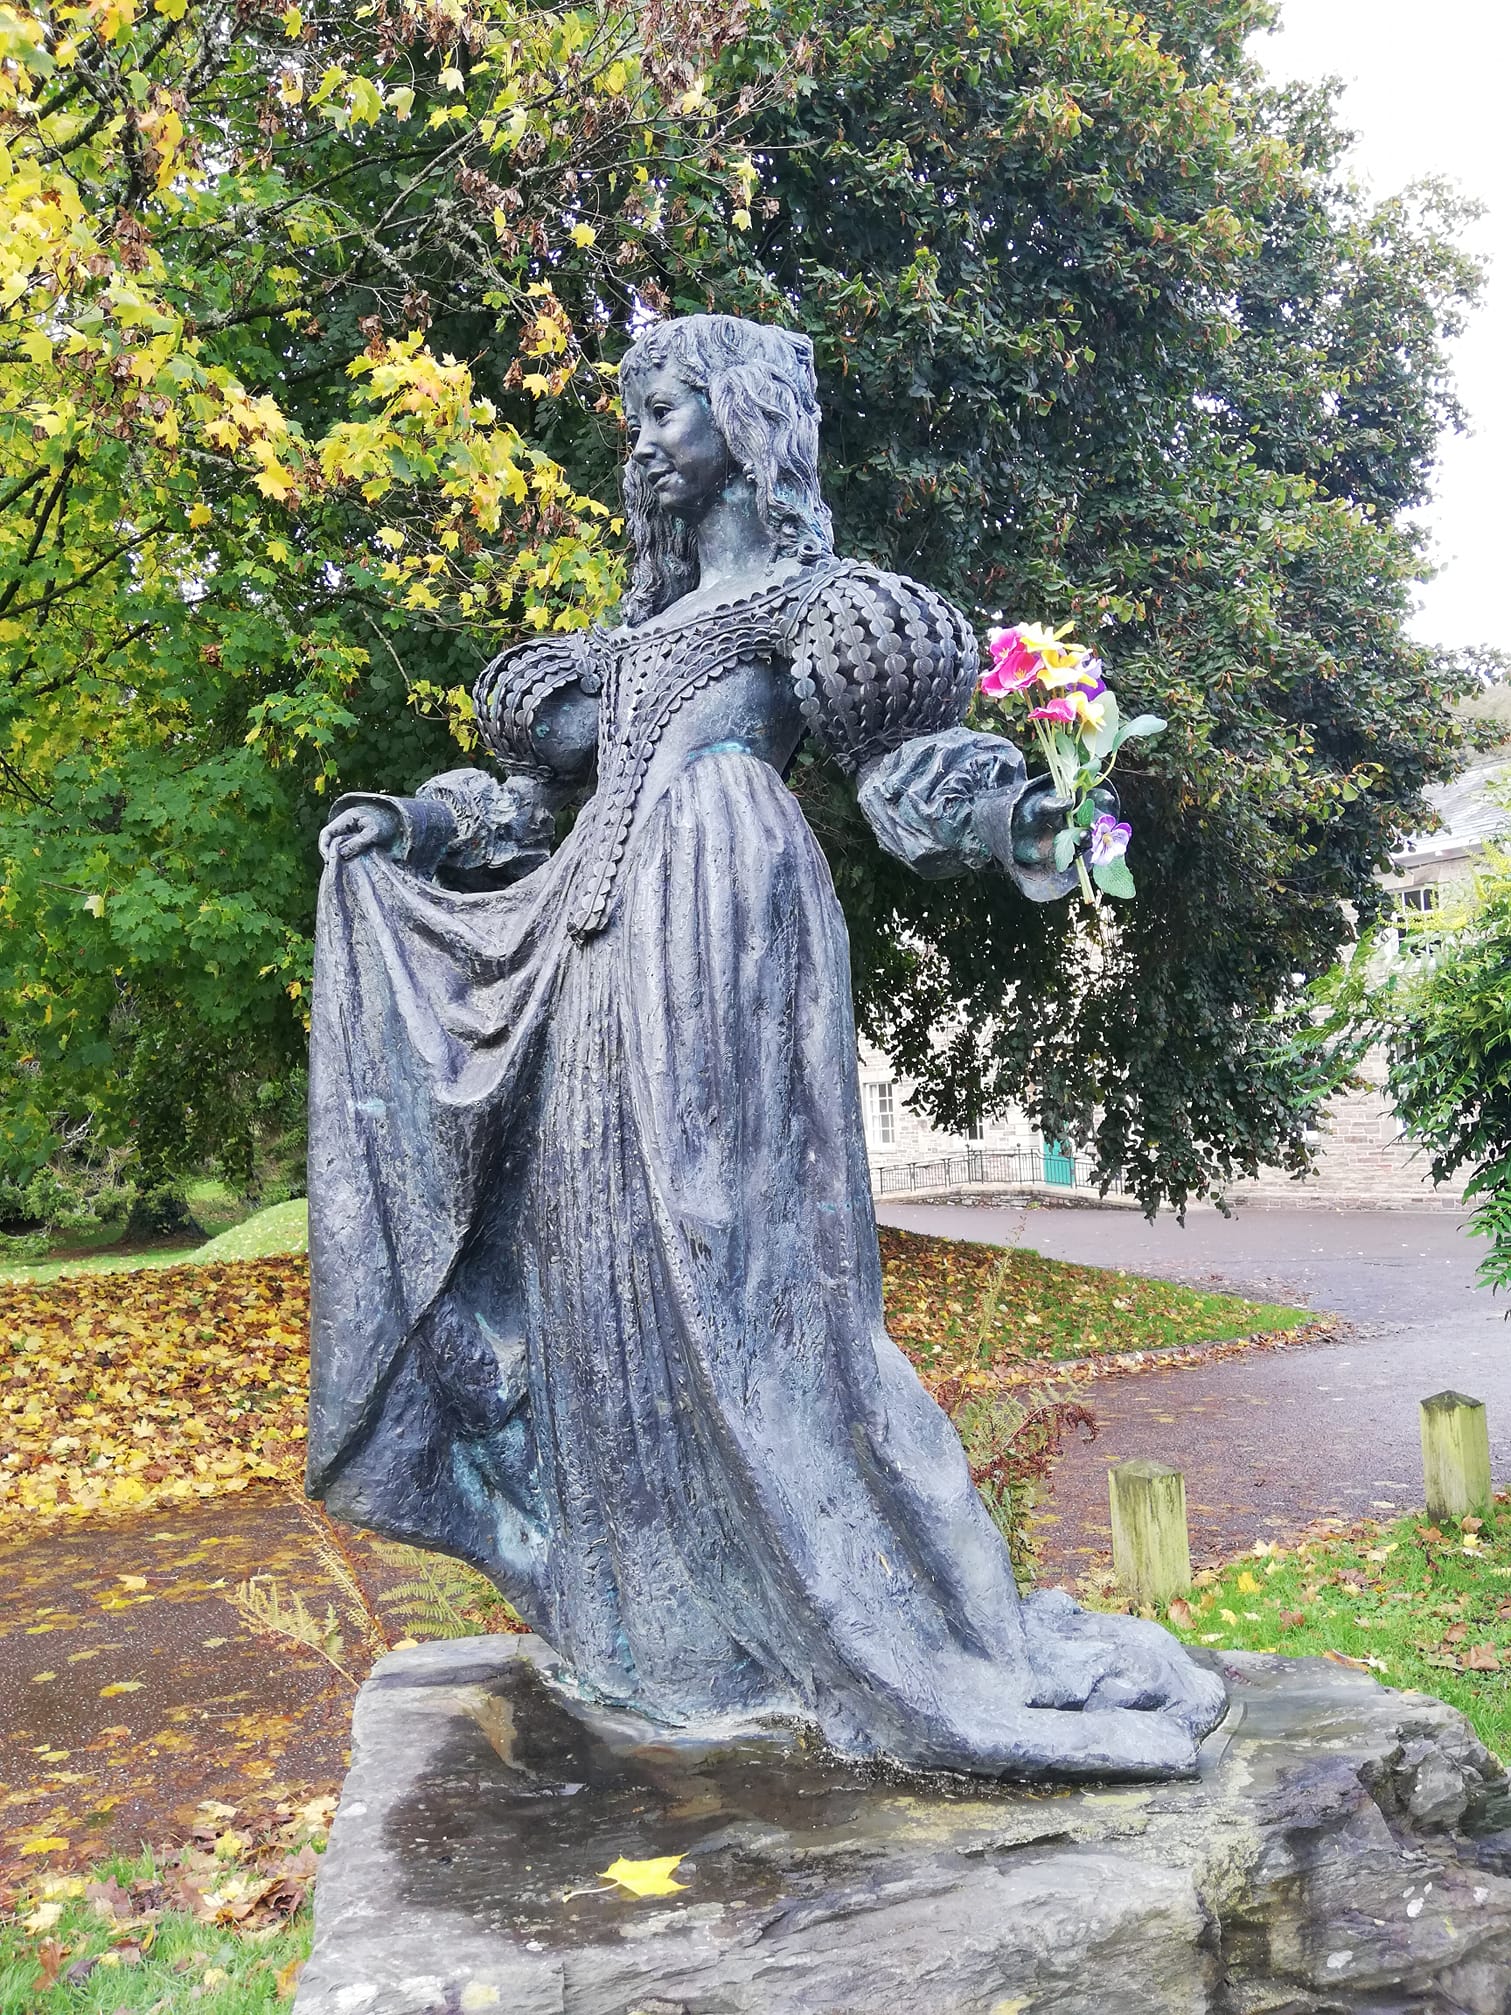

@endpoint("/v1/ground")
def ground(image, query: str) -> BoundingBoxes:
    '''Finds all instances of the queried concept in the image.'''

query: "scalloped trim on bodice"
[566,563,843,941]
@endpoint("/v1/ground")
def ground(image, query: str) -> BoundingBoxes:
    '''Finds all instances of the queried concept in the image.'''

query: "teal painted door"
[1043,1142,1075,1186]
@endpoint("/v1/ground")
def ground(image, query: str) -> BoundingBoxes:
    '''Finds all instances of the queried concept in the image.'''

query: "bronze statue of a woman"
[309,314,1224,1779]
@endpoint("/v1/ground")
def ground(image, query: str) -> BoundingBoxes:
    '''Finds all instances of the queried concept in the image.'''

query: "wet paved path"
[878,1200,1511,1585]
[0,1496,397,1877]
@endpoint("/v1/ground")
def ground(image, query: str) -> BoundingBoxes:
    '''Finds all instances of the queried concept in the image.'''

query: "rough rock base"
[294,1636,1511,2015]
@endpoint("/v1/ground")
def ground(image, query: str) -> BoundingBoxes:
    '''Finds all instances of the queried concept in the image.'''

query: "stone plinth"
[294,1637,1511,2015]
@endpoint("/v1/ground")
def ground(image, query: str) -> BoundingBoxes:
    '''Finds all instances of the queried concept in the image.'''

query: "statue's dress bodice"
[471,558,988,932]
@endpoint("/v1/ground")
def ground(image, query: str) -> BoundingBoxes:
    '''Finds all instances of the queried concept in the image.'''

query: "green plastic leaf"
[1052,827,1078,872]
[1116,714,1167,743]
[1093,857,1137,900]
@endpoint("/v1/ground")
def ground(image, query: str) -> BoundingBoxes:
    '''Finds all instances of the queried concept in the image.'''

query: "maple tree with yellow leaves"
[0,0,766,1209]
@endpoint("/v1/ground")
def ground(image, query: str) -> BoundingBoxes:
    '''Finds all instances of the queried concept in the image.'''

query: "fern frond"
[370,1539,504,1640]
[230,1574,360,1685]
[289,1495,390,1655]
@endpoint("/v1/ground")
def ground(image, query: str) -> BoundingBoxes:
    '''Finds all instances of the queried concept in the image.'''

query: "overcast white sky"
[1253,1,1507,661]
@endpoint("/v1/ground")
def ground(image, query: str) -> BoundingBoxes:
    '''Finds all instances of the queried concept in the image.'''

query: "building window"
[864,1080,896,1148]
[1397,886,1440,914]
[965,1115,985,1144]
[1394,884,1443,960]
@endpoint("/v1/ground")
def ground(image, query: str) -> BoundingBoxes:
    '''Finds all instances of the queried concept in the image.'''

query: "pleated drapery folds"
[309,743,1225,1779]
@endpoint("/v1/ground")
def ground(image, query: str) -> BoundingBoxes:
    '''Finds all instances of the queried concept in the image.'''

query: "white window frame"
[863,1079,896,1149]
[1397,885,1440,914]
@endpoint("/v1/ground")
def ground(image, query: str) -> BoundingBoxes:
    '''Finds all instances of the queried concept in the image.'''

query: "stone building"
[857,1039,1050,1193]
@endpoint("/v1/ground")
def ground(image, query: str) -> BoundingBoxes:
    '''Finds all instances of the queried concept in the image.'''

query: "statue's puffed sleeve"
[327,768,555,882]
[473,633,601,784]
[786,565,1081,902]
[327,633,602,882]
[786,561,979,776]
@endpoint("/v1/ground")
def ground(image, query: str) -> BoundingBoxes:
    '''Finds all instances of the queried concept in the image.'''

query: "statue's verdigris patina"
[308,314,1225,1779]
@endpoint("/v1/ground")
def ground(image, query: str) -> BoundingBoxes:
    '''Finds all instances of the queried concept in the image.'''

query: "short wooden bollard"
[1420,1390,1493,1524]
[1109,1458,1191,1608]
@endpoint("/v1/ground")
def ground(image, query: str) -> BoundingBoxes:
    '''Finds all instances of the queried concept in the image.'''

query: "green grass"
[0,1851,310,2013]
[0,1199,308,1285]
[1153,1496,1511,1759]
[184,1179,261,1242]
[0,1243,203,1287]
[194,1200,309,1263]
[878,1227,1313,1369]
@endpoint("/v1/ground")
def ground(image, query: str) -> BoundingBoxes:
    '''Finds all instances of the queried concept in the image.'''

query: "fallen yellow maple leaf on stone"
[598,1854,688,1898]
[100,1680,144,1696]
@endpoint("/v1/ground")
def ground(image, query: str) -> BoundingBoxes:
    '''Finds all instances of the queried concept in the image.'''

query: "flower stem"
[1035,720,1096,902]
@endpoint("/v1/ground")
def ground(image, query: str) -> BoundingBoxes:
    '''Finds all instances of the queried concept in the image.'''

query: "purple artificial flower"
[1088,812,1132,865]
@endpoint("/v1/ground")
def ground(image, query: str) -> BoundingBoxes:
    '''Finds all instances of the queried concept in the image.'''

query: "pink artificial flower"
[1028,695,1079,726]
[1031,689,1107,733]
[980,626,1041,697]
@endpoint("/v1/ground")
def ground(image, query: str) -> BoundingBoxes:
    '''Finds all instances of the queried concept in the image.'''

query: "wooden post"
[1109,1459,1191,1608]
[1420,1390,1493,1524]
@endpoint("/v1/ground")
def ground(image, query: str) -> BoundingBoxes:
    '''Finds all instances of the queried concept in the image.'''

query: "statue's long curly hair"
[618,314,834,624]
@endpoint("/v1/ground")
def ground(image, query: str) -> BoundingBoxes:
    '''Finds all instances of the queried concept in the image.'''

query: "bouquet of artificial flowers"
[980,623,1164,903]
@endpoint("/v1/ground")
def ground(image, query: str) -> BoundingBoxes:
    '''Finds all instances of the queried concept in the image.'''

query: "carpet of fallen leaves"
[0,1239,1308,1530]
[0,1259,308,1527]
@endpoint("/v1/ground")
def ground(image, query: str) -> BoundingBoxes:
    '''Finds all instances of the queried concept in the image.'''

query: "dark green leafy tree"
[645,0,1483,1210]
[0,0,1485,1222]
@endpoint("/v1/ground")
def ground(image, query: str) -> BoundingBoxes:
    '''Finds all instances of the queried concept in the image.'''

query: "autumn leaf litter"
[1,1258,308,1524]
[0,1239,1316,1531]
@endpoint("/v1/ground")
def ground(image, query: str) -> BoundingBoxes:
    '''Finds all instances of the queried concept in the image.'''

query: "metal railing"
[869,1147,1126,1198]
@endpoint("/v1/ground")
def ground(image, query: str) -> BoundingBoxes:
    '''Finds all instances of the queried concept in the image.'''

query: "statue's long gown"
[308,564,1224,1778]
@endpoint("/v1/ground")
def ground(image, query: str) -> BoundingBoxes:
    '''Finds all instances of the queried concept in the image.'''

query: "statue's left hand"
[1007,779,1120,874]
[318,801,404,863]
[972,778,1120,903]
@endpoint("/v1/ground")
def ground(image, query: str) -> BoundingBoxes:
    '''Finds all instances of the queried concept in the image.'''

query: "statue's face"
[624,364,731,520]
